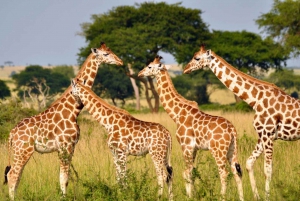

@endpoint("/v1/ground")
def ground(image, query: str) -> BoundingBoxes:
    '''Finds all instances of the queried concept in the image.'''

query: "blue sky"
[0,0,298,67]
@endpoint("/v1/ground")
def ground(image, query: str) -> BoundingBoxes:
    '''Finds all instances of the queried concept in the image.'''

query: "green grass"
[1,111,300,200]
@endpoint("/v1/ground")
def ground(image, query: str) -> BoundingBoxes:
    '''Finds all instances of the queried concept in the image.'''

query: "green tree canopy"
[207,30,288,72]
[172,70,221,104]
[256,0,300,57]
[78,2,210,112]
[12,65,70,109]
[92,65,136,107]
[51,65,75,79]
[78,2,210,68]
[0,80,11,99]
[12,65,70,96]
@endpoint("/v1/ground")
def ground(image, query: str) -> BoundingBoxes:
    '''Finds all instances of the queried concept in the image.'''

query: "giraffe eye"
[103,53,109,56]
[159,64,162,67]
[148,66,152,69]
[194,57,200,61]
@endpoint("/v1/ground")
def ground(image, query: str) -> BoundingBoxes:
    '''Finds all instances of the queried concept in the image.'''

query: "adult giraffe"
[3,42,123,200]
[184,45,300,200]
[138,56,244,201]
[70,78,173,200]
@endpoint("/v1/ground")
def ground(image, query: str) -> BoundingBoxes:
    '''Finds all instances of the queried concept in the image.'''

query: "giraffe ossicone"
[184,45,300,201]
[138,55,244,201]
[70,78,174,201]
[3,42,123,200]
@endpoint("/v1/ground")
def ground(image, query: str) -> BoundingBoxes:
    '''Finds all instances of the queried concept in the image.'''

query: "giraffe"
[3,42,123,200]
[70,78,173,200]
[138,56,244,201]
[183,45,300,200]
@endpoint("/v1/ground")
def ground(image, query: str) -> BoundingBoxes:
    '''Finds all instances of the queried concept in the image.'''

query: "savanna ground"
[0,66,300,200]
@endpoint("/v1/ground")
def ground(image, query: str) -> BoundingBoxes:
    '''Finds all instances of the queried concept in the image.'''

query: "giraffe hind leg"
[246,139,264,200]
[226,140,244,201]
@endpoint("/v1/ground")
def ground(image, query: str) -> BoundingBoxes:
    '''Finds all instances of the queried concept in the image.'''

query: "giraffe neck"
[156,70,199,121]
[209,52,285,107]
[77,85,130,127]
[50,54,101,107]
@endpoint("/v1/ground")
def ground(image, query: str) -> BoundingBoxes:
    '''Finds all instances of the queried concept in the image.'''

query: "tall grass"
[1,110,300,200]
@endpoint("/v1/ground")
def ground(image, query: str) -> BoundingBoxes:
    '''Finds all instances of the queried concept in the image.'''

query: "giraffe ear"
[206,50,211,56]
[91,48,98,54]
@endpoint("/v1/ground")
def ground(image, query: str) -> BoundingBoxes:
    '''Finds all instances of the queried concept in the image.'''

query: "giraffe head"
[183,45,212,74]
[91,42,123,65]
[138,55,171,78]
[70,78,85,104]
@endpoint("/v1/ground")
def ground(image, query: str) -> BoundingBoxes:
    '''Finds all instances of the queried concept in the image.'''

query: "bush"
[0,98,37,142]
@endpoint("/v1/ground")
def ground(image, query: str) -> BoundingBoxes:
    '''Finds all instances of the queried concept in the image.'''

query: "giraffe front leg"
[263,141,273,201]
[182,147,196,198]
[246,139,264,200]
[58,148,73,197]
[112,151,127,186]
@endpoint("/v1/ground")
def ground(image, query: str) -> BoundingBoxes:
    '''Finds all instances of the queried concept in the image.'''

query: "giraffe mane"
[162,70,199,109]
[211,51,285,93]
[79,83,130,116]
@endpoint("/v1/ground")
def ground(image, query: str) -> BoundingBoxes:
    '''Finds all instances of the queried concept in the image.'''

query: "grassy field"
[1,111,300,200]
[1,66,300,200]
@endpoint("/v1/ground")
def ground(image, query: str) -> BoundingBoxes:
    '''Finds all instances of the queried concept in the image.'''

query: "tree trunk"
[141,79,155,112]
[148,77,160,113]
[128,66,140,110]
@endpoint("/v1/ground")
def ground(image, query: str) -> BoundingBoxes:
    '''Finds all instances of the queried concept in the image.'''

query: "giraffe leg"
[7,149,34,200]
[210,149,228,201]
[246,139,264,200]
[112,151,127,186]
[226,139,244,201]
[182,148,196,198]
[263,140,273,201]
[58,147,74,197]
[150,149,173,201]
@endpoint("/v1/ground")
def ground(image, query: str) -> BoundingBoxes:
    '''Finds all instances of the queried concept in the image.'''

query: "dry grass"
[1,111,300,200]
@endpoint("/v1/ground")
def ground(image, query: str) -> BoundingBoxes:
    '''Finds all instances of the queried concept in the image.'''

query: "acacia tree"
[256,0,300,57]
[12,65,70,110]
[78,2,210,112]
[208,30,288,72]
[92,65,136,107]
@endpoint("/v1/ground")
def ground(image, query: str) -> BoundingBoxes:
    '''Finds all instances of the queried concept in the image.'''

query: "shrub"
[0,98,37,142]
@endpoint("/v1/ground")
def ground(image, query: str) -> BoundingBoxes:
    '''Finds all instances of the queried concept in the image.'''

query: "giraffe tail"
[232,131,242,177]
[4,131,13,185]
[235,163,242,177]
[166,133,173,183]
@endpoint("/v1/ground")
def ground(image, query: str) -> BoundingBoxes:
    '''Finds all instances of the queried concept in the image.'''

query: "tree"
[92,65,136,107]
[256,0,300,57]
[51,65,75,79]
[173,69,220,104]
[0,80,11,99]
[208,30,288,72]
[78,2,210,112]
[12,65,70,110]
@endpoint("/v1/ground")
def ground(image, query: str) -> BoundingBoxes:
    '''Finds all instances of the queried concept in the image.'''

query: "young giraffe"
[3,42,123,200]
[138,56,244,201]
[183,45,300,200]
[70,78,173,200]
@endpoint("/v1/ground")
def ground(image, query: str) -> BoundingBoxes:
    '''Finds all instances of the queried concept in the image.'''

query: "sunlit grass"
[1,111,300,200]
